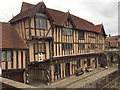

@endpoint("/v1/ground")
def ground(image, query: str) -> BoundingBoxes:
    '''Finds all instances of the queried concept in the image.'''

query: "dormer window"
[35,17,47,30]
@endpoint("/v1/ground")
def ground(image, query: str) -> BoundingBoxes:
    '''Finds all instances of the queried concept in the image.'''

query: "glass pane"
[38,44,41,52]
[40,18,47,29]
[79,44,85,49]
[41,44,45,53]
[2,51,6,61]
[7,51,11,61]
[38,43,45,53]
[35,44,38,53]
[78,31,84,39]
[62,28,73,35]
[36,18,40,28]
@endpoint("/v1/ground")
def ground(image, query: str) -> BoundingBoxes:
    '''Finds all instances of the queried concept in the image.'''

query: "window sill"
[63,49,73,51]
[36,27,48,30]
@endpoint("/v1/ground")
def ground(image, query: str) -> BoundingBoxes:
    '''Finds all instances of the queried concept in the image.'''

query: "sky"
[0,0,119,36]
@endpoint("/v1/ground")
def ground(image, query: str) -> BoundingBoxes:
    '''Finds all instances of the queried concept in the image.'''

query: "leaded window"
[78,31,84,39]
[62,28,73,35]
[7,51,11,61]
[78,43,85,49]
[62,43,73,50]
[2,51,11,61]
[36,17,47,29]
[34,43,45,54]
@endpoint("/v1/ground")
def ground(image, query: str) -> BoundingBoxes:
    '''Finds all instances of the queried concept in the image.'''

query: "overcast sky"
[0,0,119,36]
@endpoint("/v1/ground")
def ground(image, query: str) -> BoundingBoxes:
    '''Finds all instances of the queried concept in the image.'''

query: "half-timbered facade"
[105,35,120,66]
[1,22,28,83]
[9,2,107,83]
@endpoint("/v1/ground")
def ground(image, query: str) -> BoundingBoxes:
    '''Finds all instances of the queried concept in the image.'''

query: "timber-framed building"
[1,22,28,82]
[1,2,107,84]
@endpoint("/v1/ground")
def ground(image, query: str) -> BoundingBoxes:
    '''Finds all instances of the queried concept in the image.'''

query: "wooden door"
[65,63,70,77]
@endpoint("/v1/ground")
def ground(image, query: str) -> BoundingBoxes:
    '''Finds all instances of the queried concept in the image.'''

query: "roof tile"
[1,22,27,49]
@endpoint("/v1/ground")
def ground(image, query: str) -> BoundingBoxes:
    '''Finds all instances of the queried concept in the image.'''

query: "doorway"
[95,58,97,68]
[87,59,91,66]
[65,63,70,77]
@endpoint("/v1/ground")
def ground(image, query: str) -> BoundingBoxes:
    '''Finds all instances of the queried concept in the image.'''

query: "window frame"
[2,51,11,62]
[78,43,85,50]
[35,16,48,30]
[62,28,73,36]
[34,43,45,54]
[62,43,73,50]
[78,31,85,40]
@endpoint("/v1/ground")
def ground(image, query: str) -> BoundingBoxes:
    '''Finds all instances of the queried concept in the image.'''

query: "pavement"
[30,65,118,88]
[65,66,118,88]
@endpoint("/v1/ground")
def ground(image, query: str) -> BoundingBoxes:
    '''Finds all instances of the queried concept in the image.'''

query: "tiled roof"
[95,24,107,36]
[1,22,27,49]
[9,2,106,35]
[105,35,120,48]
[20,2,35,12]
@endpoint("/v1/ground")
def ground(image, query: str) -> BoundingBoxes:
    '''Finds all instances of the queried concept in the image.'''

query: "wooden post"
[70,61,72,75]
[60,63,63,78]
[50,65,54,82]
[63,62,65,77]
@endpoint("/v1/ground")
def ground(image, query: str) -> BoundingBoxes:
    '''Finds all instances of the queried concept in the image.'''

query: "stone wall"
[103,76,120,89]
[83,70,118,88]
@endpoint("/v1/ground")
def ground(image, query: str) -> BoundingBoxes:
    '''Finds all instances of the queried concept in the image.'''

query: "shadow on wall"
[99,54,107,67]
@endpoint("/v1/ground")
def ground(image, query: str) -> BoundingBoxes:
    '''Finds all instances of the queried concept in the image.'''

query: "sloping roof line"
[20,2,35,12]
[9,2,106,35]
[1,22,27,49]
[95,24,107,36]
[105,35,120,48]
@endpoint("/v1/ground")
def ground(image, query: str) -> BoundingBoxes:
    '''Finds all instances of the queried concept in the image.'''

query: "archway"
[98,54,107,67]
[105,52,120,67]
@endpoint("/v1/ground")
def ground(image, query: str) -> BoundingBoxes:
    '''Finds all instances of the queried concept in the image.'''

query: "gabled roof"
[9,2,107,35]
[95,24,107,36]
[105,35,120,48]
[106,35,120,41]
[10,2,54,23]
[1,22,27,49]
[20,2,35,12]
[47,8,76,27]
